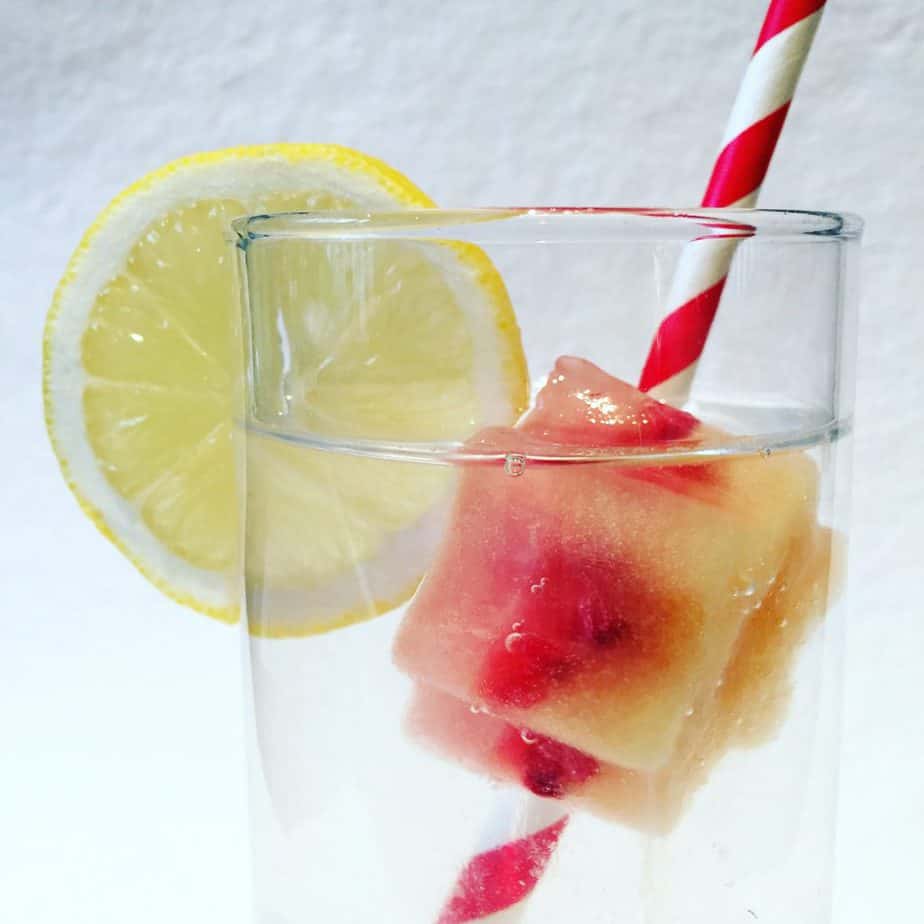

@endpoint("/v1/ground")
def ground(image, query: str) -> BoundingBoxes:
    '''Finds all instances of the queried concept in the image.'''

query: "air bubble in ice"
[504,632,523,652]
[520,730,537,745]
[504,453,527,477]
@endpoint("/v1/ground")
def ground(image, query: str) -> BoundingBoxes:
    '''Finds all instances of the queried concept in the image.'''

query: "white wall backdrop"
[2,1,921,922]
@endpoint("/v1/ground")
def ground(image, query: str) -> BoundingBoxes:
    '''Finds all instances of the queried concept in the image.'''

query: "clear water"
[241,415,847,924]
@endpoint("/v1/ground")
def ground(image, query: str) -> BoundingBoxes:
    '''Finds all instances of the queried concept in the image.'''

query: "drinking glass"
[233,208,860,924]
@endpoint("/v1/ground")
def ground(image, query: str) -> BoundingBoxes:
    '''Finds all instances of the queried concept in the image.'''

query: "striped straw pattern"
[438,813,568,924]
[638,0,826,402]
[435,2,827,921]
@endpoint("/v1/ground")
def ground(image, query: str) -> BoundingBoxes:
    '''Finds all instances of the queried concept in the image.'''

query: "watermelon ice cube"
[393,357,822,771]
[406,520,834,833]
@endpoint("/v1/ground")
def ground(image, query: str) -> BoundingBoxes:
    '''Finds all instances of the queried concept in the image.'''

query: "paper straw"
[639,0,826,403]
[435,1,827,920]
[437,800,567,924]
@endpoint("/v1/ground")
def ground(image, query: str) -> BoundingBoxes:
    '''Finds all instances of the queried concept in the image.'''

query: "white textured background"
[2,1,921,922]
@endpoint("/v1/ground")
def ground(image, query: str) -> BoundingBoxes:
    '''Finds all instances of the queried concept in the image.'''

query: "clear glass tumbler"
[233,208,860,924]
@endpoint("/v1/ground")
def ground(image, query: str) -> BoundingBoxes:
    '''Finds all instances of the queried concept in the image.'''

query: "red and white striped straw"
[639,0,826,403]
[437,800,567,924]
[436,1,827,920]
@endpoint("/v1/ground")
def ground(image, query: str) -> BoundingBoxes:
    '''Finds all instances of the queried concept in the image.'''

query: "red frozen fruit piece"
[520,356,700,447]
[494,726,600,798]
[480,633,575,710]
[477,545,666,712]
[405,684,667,831]
[393,357,821,771]
[406,685,599,802]
[521,356,714,489]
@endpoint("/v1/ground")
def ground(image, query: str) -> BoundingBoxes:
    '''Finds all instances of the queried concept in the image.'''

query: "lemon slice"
[44,144,528,632]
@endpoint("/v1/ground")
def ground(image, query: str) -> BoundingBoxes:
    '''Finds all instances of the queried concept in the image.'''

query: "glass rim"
[243,415,850,467]
[232,207,863,244]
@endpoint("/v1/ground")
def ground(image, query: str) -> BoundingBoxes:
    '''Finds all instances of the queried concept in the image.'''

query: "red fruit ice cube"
[394,357,821,771]
[406,519,835,833]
